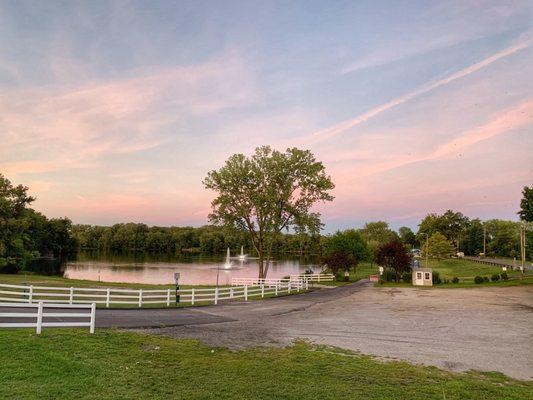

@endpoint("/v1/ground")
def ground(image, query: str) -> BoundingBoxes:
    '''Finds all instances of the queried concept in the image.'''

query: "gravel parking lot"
[141,281,533,380]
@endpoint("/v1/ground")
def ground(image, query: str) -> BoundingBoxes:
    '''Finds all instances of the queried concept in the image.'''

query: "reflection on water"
[60,251,321,285]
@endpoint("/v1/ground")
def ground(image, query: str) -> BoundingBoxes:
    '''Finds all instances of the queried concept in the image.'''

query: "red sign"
[369,275,379,282]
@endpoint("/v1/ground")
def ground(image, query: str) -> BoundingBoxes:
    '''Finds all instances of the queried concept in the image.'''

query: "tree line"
[1,170,531,275]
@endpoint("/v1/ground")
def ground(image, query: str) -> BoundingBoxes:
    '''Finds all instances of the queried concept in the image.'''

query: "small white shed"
[413,268,433,286]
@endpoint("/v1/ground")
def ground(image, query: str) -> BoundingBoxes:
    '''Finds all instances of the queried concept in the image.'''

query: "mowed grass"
[0,272,223,290]
[1,329,531,400]
[421,259,526,280]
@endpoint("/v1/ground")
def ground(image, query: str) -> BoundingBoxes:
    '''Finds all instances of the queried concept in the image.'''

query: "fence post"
[166,288,170,307]
[29,285,33,304]
[288,282,291,294]
[214,287,219,305]
[191,288,195,305]
[69,287,74,305]
[261,284,265,298]
[230,287,234,299]
[275,283,278,296]
[244,285,248,301]
[305,279,309,290]
[318,274,321,283]
[90,303,96,334]
[36,302,43,335]
[106,288,110,308]
[138,289,143,308]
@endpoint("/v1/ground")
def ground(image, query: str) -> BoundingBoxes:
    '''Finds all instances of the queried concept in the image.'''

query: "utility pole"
[520,223,526,276]
[423,233,429,269]
[483,224,486,257]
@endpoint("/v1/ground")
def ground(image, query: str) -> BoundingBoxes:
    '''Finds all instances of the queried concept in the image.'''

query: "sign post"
[174,272,180,305]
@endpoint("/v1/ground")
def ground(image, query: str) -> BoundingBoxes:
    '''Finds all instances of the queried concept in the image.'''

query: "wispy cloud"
[312,33,532,141]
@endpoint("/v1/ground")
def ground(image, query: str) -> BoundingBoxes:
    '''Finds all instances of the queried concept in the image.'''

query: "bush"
[500,272,509,280]
[491,274,500,282]
[483,276,490,283]
[474,276,484,284]
[443,279,450,284]
[432,271,442,285]
[451,277,459,284]
[335,272,344,282]
[382,269,396,282]
[402,272,412,283]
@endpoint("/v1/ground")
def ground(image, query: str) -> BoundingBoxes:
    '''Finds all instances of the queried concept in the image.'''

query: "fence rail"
[231,273,334,287]
[0,280,308,308]
[0,302,95,334]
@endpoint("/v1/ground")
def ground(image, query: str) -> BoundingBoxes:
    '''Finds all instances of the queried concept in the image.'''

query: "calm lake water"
[53,251,321,285]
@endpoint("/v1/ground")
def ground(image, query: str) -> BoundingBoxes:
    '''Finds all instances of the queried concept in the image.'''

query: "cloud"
[348,100,533,177]
[312,33,533,142]
[0,52,256,175]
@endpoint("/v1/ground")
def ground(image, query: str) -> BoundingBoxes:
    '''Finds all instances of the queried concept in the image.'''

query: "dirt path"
[138,282,533,380]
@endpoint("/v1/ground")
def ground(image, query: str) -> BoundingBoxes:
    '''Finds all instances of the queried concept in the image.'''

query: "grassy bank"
[0,272,218,290]
[1,329,531,400]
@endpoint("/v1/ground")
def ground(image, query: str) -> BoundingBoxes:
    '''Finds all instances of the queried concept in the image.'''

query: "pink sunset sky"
[0,1,532,231]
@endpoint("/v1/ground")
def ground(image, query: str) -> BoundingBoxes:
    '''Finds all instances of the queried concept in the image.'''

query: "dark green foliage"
[375,240,412,282]
[401,271,412,282]
[0,174,76,273]
[398,226,418,248]
[474,276,484,284]
[322,251,356,276]
[500,272,509,280]
[432,271,442,285]
[518,185,533,222]
[452,277,459,284]
[324,229,371,262]
[382,269,396,282]
[491,274,500,282]
[483,276,490,283]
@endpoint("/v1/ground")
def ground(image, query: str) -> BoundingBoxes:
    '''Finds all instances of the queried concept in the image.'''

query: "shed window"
[424,273,430,280]
[416,272,422,279]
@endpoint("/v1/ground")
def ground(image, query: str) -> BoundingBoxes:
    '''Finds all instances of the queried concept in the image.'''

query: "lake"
[47,251,322,285]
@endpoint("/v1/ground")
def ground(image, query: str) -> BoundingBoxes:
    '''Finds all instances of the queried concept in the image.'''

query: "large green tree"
[398,226,418,248]
[204,146,334,278]
[417,210,469,248]
[324,229,371,271]
[518,185,533,222]
[359,221,398,262]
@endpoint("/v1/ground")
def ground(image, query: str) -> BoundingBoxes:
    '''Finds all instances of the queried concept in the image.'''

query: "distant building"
[413,268,433,286]
[411,248,421,257]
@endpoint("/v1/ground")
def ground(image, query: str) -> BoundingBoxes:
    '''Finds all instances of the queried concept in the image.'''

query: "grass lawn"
[0,272,226,290]
[419,259,526,280]
[0,329,531,400]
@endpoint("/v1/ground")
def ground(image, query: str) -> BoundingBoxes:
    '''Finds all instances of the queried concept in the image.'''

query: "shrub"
[451,277,459,284]
[500,272,509,280]
[335,272,344,282]
[474,276,484,284]
[443,279,450,284]
[402,272,412,283]
[383,269,396,282]
[432,271,442,285]
[491,274,500,282]
[483,276,490,283]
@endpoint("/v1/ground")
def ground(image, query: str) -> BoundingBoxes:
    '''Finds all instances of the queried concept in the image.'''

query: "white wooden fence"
[232,273,334,287]
[0,302,95,334]
[0,280,308,308]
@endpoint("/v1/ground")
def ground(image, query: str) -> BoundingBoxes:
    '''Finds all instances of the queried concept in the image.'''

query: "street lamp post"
[423,233,429,269]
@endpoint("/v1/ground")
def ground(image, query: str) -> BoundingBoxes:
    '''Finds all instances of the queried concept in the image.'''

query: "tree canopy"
[325,229,371,262]
[519,185,533,222]
[204,146,334,278]
[0,174,75,272]
[423,232,455,260]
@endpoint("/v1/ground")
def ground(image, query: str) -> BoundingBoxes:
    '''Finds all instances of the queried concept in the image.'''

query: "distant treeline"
[71,224,324,255]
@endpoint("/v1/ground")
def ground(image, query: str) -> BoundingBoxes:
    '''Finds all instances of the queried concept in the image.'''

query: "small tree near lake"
[204,146,334,279]
[375,239,412,282]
